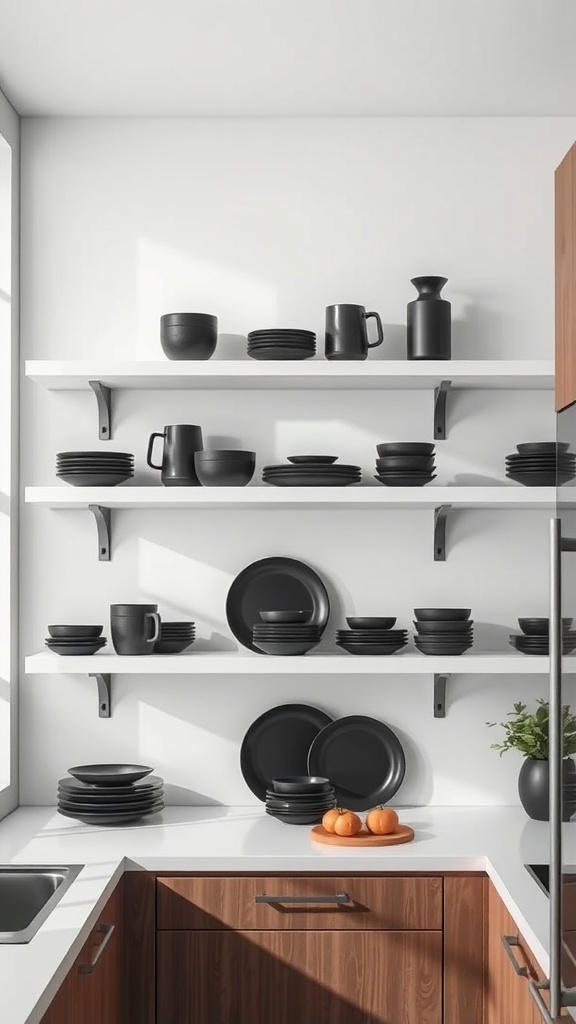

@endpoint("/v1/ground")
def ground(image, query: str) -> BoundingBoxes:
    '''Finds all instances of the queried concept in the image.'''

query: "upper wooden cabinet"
[556,141,576,411]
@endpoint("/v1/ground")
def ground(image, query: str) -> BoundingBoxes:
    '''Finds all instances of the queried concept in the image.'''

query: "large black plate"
[307,715,405,810]
[240,703,332,801]
[57,802,164,825]
[227,557,330,652]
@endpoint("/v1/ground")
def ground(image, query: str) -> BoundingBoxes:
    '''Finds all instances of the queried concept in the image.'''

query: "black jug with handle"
[324,304,384,360]
[147,424,204,486]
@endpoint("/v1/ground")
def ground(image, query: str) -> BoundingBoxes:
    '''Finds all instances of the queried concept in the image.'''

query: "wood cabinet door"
[40,881,123,1024]
[556,141,576,411]
[157,928,442,1024]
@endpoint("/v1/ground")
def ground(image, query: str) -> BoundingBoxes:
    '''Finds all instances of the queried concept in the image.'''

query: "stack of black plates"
[336,617,407,656]
[247,329,316,360]
[252,611,322,655]
[263,456,361,487]
[511,617,576,655]
[56,451,134,487]
[374,442,436,487]
[266,776,336,825]
[506,442,576,486]
[413,608,473,655]
[45,624,106,656]
[57,764,164,825]
[154,621,195,654]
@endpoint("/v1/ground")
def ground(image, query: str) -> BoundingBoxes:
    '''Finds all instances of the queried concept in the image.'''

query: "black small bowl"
[376,442,435,456]
[160,313,217,361]
[346,617,396,629]
[414,608,471,621]
[259,610,312,623]
[194,451,256,487]
[516,442,570,455]
[376,455,435,470]
[48,625,103,638]
[273,776,331,794]
[518,617,573,636]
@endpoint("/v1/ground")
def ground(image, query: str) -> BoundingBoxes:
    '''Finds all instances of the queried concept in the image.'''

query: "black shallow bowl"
[376,442,435,456]
[259,610,312,623]
[272,776,331,794]
[414,608,471,621]
[414,620,473,634]
[48,625,103,638]
[337,642,406,656]
[517,442,570,455]
[265,809,324,825]
[346,617,396,629]
[68,764,154,785]
[287,456,338,465]
[46,642,106,656]
[376,455,435,470]
[519,617,573,635]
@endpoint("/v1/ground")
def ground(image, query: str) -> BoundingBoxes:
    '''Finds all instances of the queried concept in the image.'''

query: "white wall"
[19,117,576,807]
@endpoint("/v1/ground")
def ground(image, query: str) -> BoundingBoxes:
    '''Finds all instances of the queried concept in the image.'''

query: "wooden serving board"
[310,824,414,847]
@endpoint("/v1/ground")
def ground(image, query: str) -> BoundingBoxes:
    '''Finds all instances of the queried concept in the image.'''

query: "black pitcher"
[147,424,204,486]
[324,304,384,360]
[407,277,451,360]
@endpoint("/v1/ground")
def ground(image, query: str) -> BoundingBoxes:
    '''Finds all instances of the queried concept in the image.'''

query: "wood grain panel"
[156,874,442,931]
[556,141,576,412]
[157,928,443,1024]
[123,870,155,1024]
[443,875,484,1024]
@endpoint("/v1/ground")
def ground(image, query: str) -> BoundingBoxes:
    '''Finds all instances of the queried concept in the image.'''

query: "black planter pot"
[406,276,451,360]
[518,757,576,821]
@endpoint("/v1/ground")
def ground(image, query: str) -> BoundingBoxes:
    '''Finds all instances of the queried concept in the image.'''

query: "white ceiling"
[0,0,575,117]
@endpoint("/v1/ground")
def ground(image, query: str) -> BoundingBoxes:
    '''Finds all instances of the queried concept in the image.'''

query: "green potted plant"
[487,699,576,820]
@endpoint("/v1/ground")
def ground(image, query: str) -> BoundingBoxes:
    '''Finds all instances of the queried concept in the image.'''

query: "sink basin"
[0,865,83,943]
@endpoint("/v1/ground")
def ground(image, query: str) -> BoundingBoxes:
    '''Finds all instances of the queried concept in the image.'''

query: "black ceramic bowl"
[259,610,312,623]
[376,442,435,457]
[160,313,217,361]
[518,617,573,636]
[287,456,338,465]
[414,608,471,621]
[346,617,396,629]
[48,624,103,638]
[272,776,331,794]
[516,442,570,455]
[67,764,153,785]
[194,452,256,487]
[195,450,256,462]
[376,455,435,470]
[414,620,473,634]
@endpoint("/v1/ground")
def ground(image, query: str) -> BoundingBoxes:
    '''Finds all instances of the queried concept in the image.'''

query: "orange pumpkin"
[365,806,399,835]
[333,810,362,837]
[321,808,341,834]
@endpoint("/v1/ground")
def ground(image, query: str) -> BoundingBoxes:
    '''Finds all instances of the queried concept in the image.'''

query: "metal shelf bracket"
[88,673,111,718]
[434,379,452,439]
[88,504,111,561]
[434,673,450,718]
[88,380,112,440]
[434,504,452,561]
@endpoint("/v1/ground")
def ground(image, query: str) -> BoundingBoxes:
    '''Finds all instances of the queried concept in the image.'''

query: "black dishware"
[505,443,576,487]
[147,424,204,486]
[194,450,256,487]
[57,804,164,825]
[45,639,107,656]
[413,605,474,654]
[518,617,573,635]
[67,764,154,785]
[56,450,134,488]
[240,703,333,801]
[374,474,437,487]
[337,642,406,656]
[252,621,322,656]
[374,442,436,488]
[346,617,396,629]
[252,639,321,656]
[263,460,362,487]
[227,557,330,652]
[307,715,405,810]
[247,329,316,360]
[48,625,103,638]
[414,608,471,620]
[160,312,218,360]
[376,455,435,470]
[376,442,435,457]
[58,773,162,794]
[517,442,570,455]
[110,603,160,655]
[407,276,451,360]
[287,456,338,465]
[272,776,331,794]
[414,620,473,633]
[259,610,311,623]
[324,304,384,361]
[264,809,325,825]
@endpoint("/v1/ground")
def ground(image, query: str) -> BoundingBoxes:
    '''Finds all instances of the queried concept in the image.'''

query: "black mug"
[110,604,160,656]
[325,304,384,361]
[147,424,204,487]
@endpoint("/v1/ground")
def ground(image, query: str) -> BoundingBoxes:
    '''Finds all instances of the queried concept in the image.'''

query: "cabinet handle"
[501,934,529,977]
[255,891,351,905]
[78,922,115,974]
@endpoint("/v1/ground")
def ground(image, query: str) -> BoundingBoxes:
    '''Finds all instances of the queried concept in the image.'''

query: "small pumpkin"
[365,806,399,835]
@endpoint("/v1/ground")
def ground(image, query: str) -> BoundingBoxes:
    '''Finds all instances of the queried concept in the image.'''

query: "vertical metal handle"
[549,517,563,1020]
[501,934,529,977]
[78,922,115,974]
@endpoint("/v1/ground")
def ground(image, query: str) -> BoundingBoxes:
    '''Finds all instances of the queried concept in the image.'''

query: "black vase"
[407,276,451,360]
[518,757,576,821]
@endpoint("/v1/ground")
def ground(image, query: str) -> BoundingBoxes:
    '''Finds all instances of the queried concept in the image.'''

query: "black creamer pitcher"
[147,424,204,486]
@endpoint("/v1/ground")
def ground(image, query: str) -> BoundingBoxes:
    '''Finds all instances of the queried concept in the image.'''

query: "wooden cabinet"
[555,141,576,411]
[39,880,123,1024]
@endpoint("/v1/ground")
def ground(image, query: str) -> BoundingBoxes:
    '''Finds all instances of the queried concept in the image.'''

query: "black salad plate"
[265,476,359,487]
[287,456,338,465]
[67,764,153,785]
[240,703,333,801]
[307,715,405,810]
[57,803,164,825]
[58,775,163,795]
[58,473,133,487]
[58,794,162,812]
[227,557,330,652]
[248,350,315,361]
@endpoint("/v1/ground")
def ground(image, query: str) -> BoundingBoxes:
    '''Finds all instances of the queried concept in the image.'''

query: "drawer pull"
[255,891,351,905]
[78,922,115,974]
[501,934,529,977]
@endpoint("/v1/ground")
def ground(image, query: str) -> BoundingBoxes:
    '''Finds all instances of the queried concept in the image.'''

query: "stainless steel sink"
[0,865,83,943]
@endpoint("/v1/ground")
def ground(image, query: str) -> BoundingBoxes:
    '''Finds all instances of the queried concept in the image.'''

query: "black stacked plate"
[511,617,576,655]
[413,608,473,655]
[336,616,408,656]
[506,442,576,487]
[266,776,336,824]
[45,624,107,656]
[374,442,436,487]
[247,329,316,360]
[56,451,134,487]
[57,764,164,825]
[154,621,195,654]
[253,610,322,655]
[263,456,361,487]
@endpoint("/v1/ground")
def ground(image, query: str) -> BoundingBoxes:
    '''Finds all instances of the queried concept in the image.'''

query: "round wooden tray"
[310,824,414,847]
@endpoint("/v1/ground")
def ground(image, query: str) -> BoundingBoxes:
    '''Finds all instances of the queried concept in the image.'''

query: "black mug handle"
[365,311,384,348]
[146,432,165,470]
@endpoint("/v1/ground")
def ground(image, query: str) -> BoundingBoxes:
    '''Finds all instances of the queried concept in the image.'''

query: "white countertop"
[0,804,566,1024]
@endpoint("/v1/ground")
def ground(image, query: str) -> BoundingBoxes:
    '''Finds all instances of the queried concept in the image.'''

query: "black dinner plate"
[240,703,332,801]
[337,643,406,656]
[248,329,316,338]
[57,802,165,825]
[57,451,134,459]
[58,794,162,812]
[264,464,360,473]
[375,475,436,486]
[248,350,315,361]
[57,474,133,487]
[307,715,405,810]
[264,477,360,487]
[227,557,329,652]
[58,775,163,795]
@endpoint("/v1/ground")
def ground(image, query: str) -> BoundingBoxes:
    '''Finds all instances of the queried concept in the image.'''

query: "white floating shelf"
[26,359,553,391]
[25,651,574,675]
[24,485,559,510]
